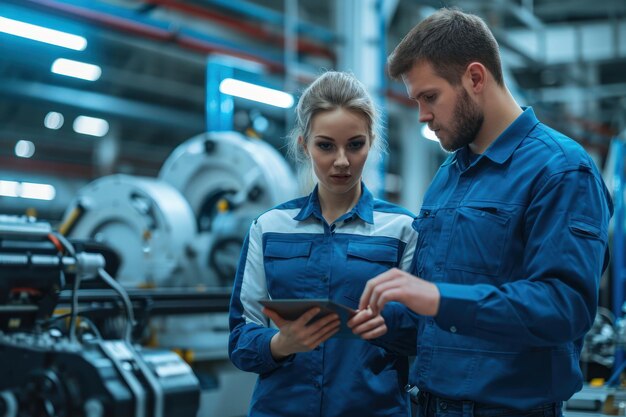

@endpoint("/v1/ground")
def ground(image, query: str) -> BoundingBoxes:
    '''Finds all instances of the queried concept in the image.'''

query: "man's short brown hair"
[387,8,504,86]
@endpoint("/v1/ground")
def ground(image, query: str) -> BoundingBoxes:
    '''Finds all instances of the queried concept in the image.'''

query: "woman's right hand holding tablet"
[264,307,341,360]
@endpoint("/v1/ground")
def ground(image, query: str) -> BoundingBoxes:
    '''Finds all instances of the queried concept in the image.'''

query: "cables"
[44,309,103,341]
[98,268,135,344]
[50,232,81,343]
[66,269,81,344]
[48,232,108,344]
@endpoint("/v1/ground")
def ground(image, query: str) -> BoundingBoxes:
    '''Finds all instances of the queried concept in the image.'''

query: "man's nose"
[418,109,433,124]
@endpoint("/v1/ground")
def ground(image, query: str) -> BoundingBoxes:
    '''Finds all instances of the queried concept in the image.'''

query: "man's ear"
[298,136,308,155]
[465,62,486,93]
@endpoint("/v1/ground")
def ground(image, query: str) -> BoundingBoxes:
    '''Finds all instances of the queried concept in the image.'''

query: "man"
[350,7,613,417]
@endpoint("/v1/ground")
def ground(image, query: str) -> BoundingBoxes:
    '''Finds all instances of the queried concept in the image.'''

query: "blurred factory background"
[0,0,625,416]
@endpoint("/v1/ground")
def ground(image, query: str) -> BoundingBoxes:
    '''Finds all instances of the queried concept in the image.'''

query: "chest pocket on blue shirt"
[346,242,399,279]
[446,206,511,276]
[263,240,312,298]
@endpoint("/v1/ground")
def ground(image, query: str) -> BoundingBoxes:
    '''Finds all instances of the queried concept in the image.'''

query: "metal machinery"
[0,215,201,417]
[60,175,198,288]
[57,131,298,416]
[158,131,299,287]
[62,131,298,289]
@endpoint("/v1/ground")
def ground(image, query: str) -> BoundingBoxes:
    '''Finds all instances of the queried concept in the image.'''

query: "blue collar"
[293,182,375,224]
[444,107,540,169]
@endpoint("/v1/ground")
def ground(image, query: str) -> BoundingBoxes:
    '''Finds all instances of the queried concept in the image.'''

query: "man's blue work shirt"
[410,107,613,409]
[229,184,418,417]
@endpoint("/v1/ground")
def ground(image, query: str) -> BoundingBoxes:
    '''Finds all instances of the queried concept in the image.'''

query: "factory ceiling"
[0,0,625,196]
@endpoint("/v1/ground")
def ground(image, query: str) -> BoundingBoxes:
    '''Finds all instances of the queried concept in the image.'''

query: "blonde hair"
[287,71,386,193]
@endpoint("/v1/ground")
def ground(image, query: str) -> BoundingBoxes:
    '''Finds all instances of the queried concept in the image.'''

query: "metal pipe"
[17,0,286,72]
[145,0,334,59]
[199,0,337,44]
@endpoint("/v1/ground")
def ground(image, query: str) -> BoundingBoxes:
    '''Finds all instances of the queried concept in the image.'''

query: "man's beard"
[439,87,484,153]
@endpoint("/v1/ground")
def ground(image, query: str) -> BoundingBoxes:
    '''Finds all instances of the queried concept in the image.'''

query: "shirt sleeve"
[375,219,420,355]
[435,166,612,346]
[228,221,290,374]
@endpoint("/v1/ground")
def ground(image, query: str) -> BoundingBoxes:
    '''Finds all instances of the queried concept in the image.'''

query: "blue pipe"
[199,0,337,44]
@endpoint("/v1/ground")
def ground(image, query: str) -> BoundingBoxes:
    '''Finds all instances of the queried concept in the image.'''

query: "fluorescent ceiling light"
[0,180,19,198]
[0,16,87,51]
[0,180,56,201]
[44,111,64,130]
[219,78,294,108]
[20,182,56,201]
[421,124,439,142]
[15,140,35,158]
[73,115,109,137]
[51,58,101,81]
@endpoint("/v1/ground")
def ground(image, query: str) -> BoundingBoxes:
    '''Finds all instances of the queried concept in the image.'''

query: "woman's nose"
[334,150,349,167]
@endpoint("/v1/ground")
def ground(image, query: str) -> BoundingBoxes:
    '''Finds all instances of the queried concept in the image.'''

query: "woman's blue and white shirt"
[229,184,418,417]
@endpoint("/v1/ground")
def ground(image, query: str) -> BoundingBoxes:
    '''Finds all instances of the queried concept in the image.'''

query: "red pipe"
[144,0,335,60]
[0,156,94,179]
[24,0,286,72]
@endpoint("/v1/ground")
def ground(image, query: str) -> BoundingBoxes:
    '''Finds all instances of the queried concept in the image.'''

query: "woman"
[229,71,417,417]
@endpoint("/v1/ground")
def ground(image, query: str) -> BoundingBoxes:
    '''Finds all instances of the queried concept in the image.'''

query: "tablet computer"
[258,298,357,338]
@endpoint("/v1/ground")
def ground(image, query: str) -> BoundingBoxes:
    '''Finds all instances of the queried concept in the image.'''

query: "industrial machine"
[0,215,201,417]
[53,132,298,416]
[59,175,198,288]
[159,131,298,287]
[61,131,298,289]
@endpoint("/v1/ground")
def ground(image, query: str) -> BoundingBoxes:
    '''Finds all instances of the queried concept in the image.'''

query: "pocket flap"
[347,242,398,263]
[264,240,312,258]
[569,217,602,239]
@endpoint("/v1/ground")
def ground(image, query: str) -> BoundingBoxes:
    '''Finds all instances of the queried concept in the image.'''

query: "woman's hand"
[347,307,388,340]
[265,307,340,360]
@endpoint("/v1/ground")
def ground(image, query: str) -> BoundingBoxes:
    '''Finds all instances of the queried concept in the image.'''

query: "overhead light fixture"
[0,16,87,51]
[73,115,109,137]
[219,78,294,109]
[51,58,101,81]
[15,140,35,158]
[0,180,56,201]
[421,124,439,142]
[44,111,64,130]
[0,180,18,198]
[20,182,56,201]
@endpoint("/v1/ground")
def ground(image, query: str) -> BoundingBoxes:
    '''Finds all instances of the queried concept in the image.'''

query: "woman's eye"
[348,141,365,150]
[317,142,333,151]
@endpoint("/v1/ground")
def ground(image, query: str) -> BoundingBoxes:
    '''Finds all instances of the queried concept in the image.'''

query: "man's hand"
[347,306,388,339]
[264,307,340,360]
[359,268,441,316]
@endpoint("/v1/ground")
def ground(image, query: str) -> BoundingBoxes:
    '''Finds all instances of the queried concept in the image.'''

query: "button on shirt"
[229,184,418,417]
[410,107,613,409]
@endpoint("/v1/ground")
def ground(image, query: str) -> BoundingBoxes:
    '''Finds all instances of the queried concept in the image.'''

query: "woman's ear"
[298,136,308,155]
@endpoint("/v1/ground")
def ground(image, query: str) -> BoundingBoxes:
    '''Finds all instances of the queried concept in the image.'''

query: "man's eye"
[424,94,436,102]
